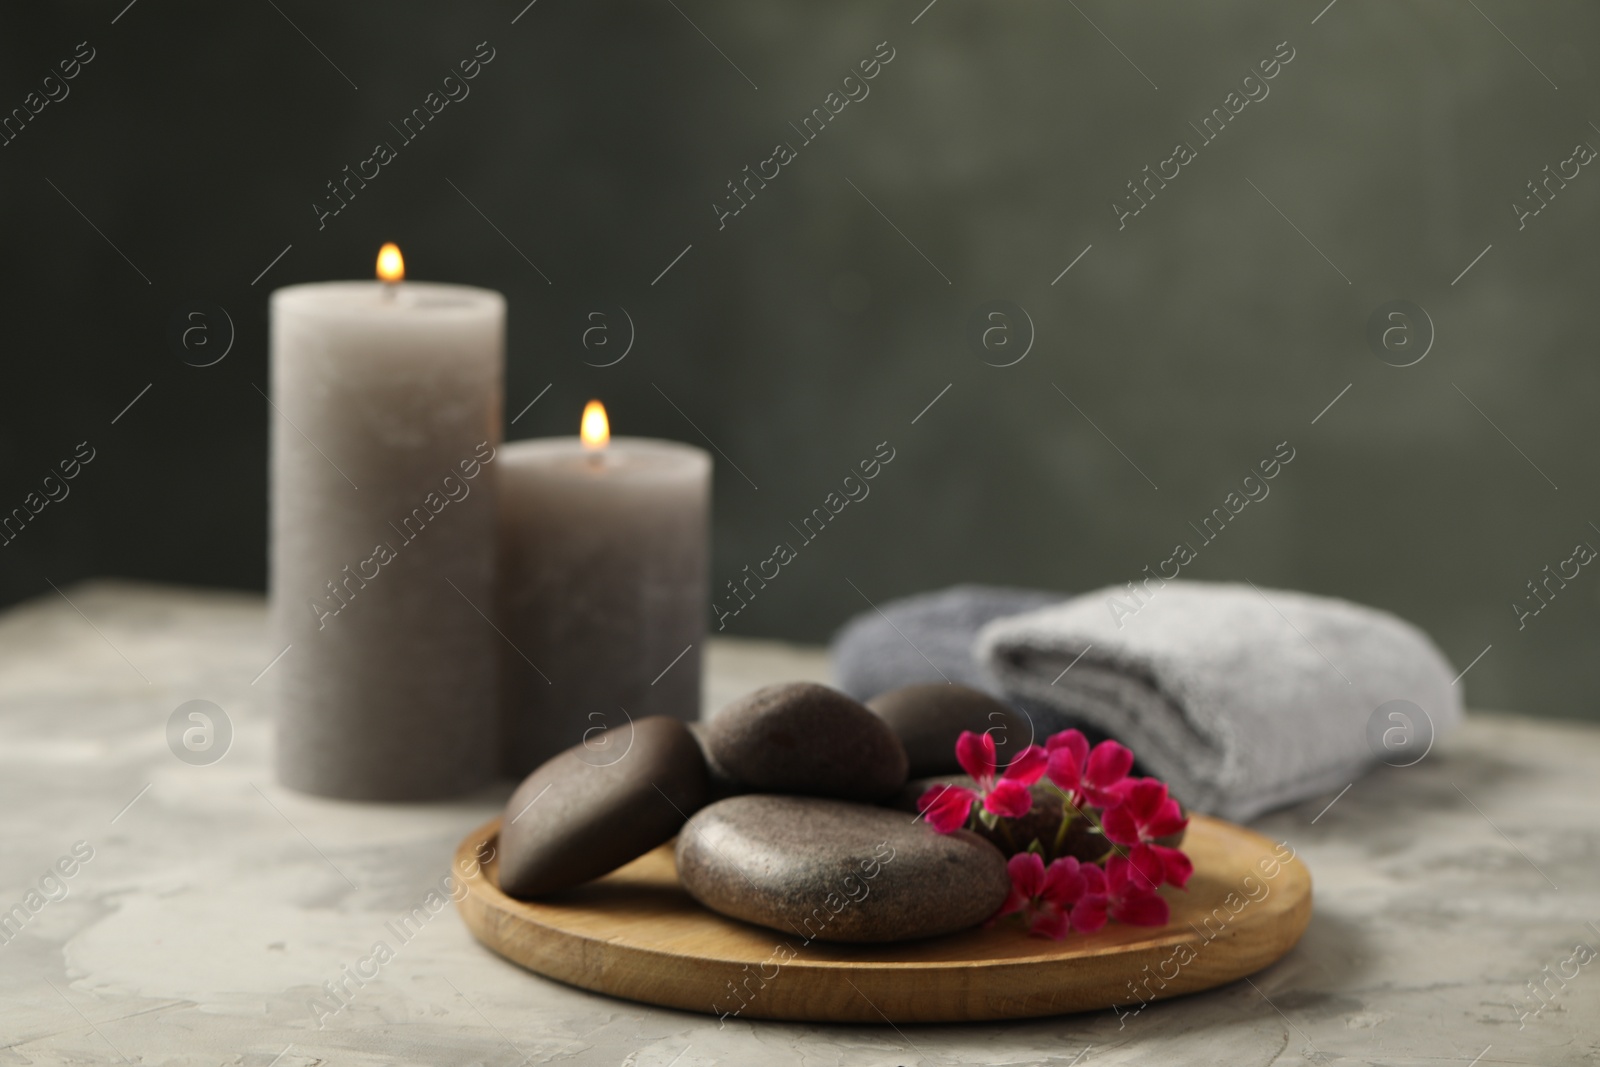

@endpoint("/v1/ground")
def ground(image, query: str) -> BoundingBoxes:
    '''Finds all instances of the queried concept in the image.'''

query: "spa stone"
[675,795,1010,942]
[867,682,1032,777]
[702,682,908,802]
[498,716,709,898]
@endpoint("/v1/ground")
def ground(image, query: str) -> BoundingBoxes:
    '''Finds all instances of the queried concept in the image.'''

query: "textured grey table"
[2,583,1597,1066]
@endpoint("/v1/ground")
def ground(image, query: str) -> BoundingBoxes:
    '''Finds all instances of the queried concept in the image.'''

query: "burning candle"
[498,402,711,775]
[269,246,504,800]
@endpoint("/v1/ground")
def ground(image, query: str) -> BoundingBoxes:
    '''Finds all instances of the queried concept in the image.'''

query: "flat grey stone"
[702,682,908,801]
[675,795,1009,943]
[867,682,1032,777]
[499,716,709,898]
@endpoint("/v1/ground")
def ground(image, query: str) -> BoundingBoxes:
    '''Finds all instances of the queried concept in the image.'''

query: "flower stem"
[1042,781,1076,860]
[1051,808,1074,860]
[1046,787,1129,865]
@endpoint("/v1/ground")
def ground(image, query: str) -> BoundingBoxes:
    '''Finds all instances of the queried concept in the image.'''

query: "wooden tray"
[452,813,1311,1023]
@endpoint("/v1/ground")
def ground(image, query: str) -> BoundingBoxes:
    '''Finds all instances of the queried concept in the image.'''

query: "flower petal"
[1079,863,1107,896]
[1099,777,1139,805]
[984,778,1036,819]
[1002,744,1049,784]
[1104,853,1134,894]
[1044,748,1086,803]
[1029,905,1071,940]
[1149,844,1193,889]
[1100,801,1141,846]
[1041,856,1088,906]
[917,783,976,834]
[1112,891,1170,927]
[1145,798,1188,840]
[1006,851,1046,899]
[955,730,997,784]
[992,882,1031,921]
[1126,844,1166,893]
[1084,740,1134,789]
[1123,779,1169,823]
[1045,728,1089,762]
[1070,894,1108,932]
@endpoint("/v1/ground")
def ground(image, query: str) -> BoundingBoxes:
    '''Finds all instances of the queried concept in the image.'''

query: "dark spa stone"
[867,682,1032,777]
[701,682,908,802]
[687,720,744,800]
[497,716,709,899]
[675,795,1010,943]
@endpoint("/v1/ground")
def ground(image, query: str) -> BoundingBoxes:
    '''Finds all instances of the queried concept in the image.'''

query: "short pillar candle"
[498,402,711,775]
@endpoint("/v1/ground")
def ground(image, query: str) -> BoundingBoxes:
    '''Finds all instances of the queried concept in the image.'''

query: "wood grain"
[453,813,1311,1023]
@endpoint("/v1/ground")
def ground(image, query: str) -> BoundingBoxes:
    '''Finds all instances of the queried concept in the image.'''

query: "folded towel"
[975,580,1463,822]
[831,584,1066,701]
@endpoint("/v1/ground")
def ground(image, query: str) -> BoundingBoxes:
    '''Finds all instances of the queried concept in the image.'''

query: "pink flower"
[916,780,977,833]
[1043,730,1134,809]
[1071,854,1170,930]
[917,731,1048,833]
[1132,841,1193,890]
[963,730,1048,815]
[991,852,1101,939]
[1101,778,1192,889]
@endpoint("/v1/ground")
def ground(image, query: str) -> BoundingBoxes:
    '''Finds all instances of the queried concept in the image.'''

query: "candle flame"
[376,243,405,283]
[581,400,610,450]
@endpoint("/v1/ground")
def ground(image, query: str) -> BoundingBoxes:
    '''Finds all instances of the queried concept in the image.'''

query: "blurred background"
[1,1,1596,719]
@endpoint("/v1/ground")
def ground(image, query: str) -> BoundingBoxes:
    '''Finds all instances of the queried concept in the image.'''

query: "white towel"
[975,580,1462,821]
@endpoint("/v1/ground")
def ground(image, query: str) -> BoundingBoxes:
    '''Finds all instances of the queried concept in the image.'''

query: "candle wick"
[382,282,399,303]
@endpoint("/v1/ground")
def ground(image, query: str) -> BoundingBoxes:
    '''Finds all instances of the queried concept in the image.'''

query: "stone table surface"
[1,582,1597,1066]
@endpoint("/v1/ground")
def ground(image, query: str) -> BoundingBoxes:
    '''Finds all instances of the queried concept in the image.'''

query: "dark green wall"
[1,2,1595,717]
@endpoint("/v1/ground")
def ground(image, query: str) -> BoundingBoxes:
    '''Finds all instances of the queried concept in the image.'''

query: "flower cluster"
[916,729,1191,938]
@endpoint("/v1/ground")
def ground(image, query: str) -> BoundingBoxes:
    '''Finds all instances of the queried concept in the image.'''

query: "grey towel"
[831,584,1066,700]
[975,580,1463,822]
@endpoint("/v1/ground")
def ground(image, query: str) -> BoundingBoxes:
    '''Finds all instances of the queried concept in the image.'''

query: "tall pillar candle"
[270,255,504,800]
[498,404,710,775]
